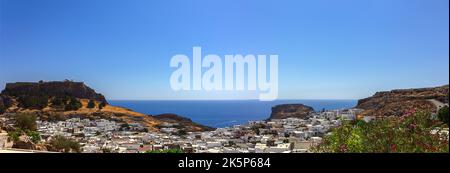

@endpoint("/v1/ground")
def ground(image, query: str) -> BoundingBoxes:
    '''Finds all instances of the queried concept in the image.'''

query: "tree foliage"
[98,101,107,109]
[18,95,48,109]
[15,113,37,131]
[438,106,449,126]
[87,99,96,108]
[50,97,65,108]
[49,135,81,153]
[27,131,41,143]
[7,129,21,142]
[65,97,82,111]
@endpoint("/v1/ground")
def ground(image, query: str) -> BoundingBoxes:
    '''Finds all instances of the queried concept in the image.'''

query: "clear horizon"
[1,0,449,100]
[107,98,359,101]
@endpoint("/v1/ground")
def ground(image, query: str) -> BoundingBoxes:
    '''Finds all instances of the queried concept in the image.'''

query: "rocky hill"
[0,81,213,132]
[153,114,215,132]
[269,104,314,119]
[356,85,449,117]
[1,81,107,103]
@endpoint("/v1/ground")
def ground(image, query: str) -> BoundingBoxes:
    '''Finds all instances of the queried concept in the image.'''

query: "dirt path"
[427,99,448,110]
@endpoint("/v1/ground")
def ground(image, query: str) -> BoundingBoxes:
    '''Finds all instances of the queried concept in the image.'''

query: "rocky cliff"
[269,104,314,119]
[356,85,449,117]
[1,81,107,103]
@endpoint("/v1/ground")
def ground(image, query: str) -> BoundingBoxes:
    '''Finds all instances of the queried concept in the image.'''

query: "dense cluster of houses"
[0,108,369,153]
[188,108,364,153]
[26,109,363,153]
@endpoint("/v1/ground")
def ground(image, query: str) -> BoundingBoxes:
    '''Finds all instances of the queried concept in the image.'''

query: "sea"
[108,100,357,128]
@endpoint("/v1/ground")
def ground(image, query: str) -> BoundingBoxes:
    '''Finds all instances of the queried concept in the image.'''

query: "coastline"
[108,99,358,127]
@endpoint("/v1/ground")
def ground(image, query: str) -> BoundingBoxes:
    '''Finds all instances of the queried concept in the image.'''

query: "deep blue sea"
[108,100,357,128]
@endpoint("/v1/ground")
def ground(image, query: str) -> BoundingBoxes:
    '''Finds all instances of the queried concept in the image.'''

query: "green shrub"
[314,110,449,153]
[49,135,81,153]
[98,101,107,109]
[15,113,37,131]
[51,97,65,108]
[27,131,41,143]
[7,129,22,142]
[65,97,82,111]
[87,99,96,108]
[438,106,449,125]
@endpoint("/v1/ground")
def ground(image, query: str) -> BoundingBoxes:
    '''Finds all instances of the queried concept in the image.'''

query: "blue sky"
[0,0,448,100]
